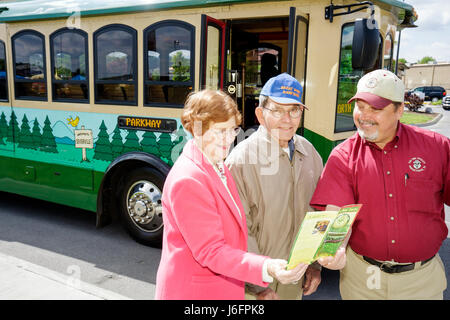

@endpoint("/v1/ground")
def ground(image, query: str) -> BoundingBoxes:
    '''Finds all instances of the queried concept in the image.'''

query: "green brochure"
[286,204,362,269]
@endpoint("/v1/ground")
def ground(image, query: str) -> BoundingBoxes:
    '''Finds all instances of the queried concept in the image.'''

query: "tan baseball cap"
[348,69,405,109]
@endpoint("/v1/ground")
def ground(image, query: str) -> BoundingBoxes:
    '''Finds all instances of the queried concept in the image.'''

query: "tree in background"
[417,56,436,64]
[170,51,190,81]
[392,58,408,75]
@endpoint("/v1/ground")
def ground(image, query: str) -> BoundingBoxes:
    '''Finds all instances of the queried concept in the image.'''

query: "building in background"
[402,62,450,92]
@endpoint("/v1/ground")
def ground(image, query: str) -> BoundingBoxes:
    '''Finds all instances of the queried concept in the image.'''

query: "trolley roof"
[0,0,416,23]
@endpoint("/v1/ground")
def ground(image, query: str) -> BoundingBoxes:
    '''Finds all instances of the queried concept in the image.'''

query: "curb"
[411,113,443,127]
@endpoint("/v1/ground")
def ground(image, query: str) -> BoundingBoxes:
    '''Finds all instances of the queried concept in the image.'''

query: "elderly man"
[310,69,449,300]
[226,73,325,300]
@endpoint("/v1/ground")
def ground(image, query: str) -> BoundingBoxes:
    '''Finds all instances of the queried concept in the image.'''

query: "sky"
[397,0,450,63]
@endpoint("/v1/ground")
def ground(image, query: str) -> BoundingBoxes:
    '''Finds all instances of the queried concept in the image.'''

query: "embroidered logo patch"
[365,77,378,88]
[408,157,426,172]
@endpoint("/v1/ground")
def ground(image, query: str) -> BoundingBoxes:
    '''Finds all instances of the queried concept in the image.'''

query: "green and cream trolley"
[0,0,417,246]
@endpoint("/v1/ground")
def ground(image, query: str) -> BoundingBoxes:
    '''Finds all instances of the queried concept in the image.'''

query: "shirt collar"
[396,121,404,140]
[288,138,295,160]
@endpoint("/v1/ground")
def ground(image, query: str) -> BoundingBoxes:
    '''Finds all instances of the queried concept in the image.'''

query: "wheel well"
[96,158,169,228]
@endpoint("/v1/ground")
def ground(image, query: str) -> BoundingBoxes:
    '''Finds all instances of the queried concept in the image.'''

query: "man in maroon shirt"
[311,69,449,299]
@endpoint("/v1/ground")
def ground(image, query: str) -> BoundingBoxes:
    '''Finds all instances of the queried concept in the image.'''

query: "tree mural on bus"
[111,124,124,158]
[141,131,159,155]
[7,111,19,143]
[18,114,34,150]
[40,116,58,153]
[0,112,7,145]
[158,132,174,165]
[172,125,187,158]
[93,120,113,161]
[32,118,42,148]
[0,112,58,153]
[0,109,188,171]
[91,120,187,166]
[122,129,143,154]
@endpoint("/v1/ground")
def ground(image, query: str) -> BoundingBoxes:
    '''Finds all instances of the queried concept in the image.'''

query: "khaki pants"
[245,279,304,300]
[340,246,447,300]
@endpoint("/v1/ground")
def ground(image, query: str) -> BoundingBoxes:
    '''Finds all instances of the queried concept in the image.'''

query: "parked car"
[411,86,447,102]
[443,95,450,110]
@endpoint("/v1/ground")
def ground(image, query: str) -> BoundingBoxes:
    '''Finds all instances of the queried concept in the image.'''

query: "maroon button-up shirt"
[310,123,450,263]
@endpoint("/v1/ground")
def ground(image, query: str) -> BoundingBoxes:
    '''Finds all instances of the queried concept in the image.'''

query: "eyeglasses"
[209,126,241,138]
[262,105,304,118]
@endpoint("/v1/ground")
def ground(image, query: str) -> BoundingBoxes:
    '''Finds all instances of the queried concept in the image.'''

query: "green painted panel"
[303,128,346,164]
[0,155,99,211]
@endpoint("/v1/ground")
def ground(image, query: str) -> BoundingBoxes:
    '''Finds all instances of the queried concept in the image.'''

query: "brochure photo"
[286,204,362,269]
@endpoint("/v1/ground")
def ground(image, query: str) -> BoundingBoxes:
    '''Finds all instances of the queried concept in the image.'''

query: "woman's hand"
[317,246,347,270]
[266,259,308,285]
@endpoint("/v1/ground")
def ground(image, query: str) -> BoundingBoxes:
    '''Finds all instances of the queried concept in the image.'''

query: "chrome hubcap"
[126,180,163,232]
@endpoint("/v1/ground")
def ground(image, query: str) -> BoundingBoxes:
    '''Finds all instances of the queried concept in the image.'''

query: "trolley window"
[144,20,194,107]
[0,41,7,101]
[51,28,89,102]
[12,30,47,100]
[94,24,137,105]
[334,23,362,133]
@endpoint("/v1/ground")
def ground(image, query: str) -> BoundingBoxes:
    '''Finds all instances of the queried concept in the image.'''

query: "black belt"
[363,255,435,274]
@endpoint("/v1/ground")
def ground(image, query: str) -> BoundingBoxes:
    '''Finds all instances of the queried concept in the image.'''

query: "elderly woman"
[155,89,307,300]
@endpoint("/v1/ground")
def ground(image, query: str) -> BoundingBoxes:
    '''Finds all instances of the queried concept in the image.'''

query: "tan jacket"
[226,126,323,295]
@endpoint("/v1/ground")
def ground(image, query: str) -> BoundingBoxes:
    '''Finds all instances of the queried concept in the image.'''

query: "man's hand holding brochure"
[286,204,362,270]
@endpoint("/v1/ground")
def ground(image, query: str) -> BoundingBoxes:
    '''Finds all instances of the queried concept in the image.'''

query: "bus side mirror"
[352,18,380,70]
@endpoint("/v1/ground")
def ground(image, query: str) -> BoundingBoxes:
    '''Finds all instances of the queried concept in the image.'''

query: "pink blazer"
[155,140,269,300]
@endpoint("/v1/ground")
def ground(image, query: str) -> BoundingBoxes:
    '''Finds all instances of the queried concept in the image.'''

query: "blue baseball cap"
[260,73,306,107]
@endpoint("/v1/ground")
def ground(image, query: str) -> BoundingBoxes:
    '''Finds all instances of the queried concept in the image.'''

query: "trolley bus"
[0,0,417,246]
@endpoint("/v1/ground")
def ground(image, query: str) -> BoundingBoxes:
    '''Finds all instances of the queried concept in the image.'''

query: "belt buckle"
[379,261,394,273]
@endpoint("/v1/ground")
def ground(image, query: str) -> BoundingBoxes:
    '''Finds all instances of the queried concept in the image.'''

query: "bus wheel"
[119,167,165,247]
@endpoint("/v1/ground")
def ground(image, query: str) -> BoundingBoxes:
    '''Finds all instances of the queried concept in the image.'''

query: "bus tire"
[118,166,165,247]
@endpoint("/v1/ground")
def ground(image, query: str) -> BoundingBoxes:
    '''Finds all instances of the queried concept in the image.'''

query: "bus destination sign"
[118,116,178,133]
